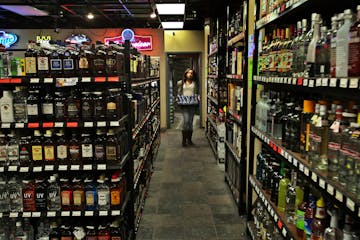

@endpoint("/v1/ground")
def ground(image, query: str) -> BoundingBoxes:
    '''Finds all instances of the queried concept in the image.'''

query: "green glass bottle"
[277,162,290,212]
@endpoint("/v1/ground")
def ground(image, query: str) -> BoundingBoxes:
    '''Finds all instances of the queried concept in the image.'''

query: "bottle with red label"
[22,179,36,212]
[110,173,122,210]
[98,225,111,240]
[60,178,72,211]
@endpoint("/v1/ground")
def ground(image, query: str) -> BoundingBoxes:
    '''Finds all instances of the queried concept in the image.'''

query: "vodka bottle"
[348,5,360,77]
[8,177,23,212]
[0,90,15,123]
[47,175,61,211]
[315,26,330,77]
[330,15,340,77]
[0,179,9,212]
[7,132,20,166]
[306,13,321,77]
[336,9,353,77]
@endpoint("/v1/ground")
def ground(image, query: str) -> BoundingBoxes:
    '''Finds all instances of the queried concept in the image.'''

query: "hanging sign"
[36,35,51,44]
[104,29,153,51]
[65,34,91,46]
[0,31,18,48]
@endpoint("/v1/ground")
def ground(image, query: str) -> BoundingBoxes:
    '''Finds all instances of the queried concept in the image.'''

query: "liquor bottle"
[106,45,117,76]
[25,41,37,77]
[49,47,63,78]
[13,87,27,123]
[310,197,326,240]
[300,100,315,158]
[27,89,40,122]
[47,175,61,211]
[42,89,54,122]
[304,193,316,240]
[314,103,329,170]
[8,177,23,212]
[56,129,68,163]
[97,175,110,210]
[69,132,80,163]
[15,221,27,240]
[308,102,322,165]
[277,166,290,212]
[94,129,106,162]
[336,9,353,77]
[60,178,72,211]
[343,214,355,239]
[0,134,6,167]
[292,21,302,77]
[110,173,122,210]
[78,43,91,77]
[6,132,20,166]
[22,179,36,211]
[306,13,321,77]
[289,105,302,153]
[35,178,47,211]
[31,130,43,164]
[271,97,283,139]
[315,26,330,77]
[0,90,15,123]
[282,102,294,149]
[98,225,111,240]
[324,208,342,240]
[81,134,93,164]
[348,5,360,77]
[93,92,106,121]
[72,178,84,211]
[49,221,60,239]
[106,89,119,120]
[66,89,80,122]
[63,48,76,77]
[60,225,73,240]
[86,226,98,240]
[330,15,341,77]
[110,220,123,240]
[84,178,97,211]
[285,170,297,224]
[44,130,55,162]
[296,19,308,77]
[24,218,34,240]
[81,91,94,121]
[37,46,50,78]
[271,169,281,205]
[54,91,66,121]
[93,42,106,76]
[106,129,118,161]
[0,179,9,212]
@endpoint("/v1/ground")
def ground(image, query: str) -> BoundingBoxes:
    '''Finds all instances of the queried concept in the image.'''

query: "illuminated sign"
[36,35,51,44]
[0,31,18,48]
[65,34,91,46]
[104,29,153,51]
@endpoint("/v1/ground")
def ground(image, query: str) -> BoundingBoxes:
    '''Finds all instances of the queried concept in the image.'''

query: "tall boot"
[187,130,194,145]
[182,130,187,147]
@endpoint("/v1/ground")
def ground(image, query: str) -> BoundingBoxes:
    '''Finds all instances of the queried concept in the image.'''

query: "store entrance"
[166,53,202,129]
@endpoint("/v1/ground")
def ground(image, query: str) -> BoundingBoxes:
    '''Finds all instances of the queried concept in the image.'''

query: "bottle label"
[57,145,67,160]
[67,103,79,117]
[95,145,105,160]
[14,103,26,120]
[69,145,80,160]
[25,57,37,74]
[328,142,341,151]
[32,145,43,161]
[63,59,74,70]
[348,30,360,76]
[94,59,105,67]
[86,191,95,206]
[106,58,116,66]
[37,56,49,71]
[73,190,84,206]
[55,102,65,117]
[35,191,46,209]
[27,104,39,116]
[0,103,13,120]
[107,102,117,111]
[7,145,19,162]
[44,146,55,161]
[82,102,90,112]
[61,237,72,240]
[42,103,54,115]
[98,190,109,206]
[304,217,312,236]
[0,191,8,201]
[23,189,36,211]
[0,145,7,162]
[79,57,89,69]
[50,59,62,70]
[110,190,121,205]
[61,190,72,205]
[106,146,117,160]
[19,146,30,162]
[82,144,93,158]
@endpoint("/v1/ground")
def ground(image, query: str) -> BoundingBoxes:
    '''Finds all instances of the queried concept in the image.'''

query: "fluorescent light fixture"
[156,3,185,15]
[161,21,184,29]
[150,12,157,18]
[87,12,94,19]
[0,5,48,16]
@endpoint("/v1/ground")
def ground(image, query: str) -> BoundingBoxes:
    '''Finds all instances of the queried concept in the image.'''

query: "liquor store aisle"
[136,128,248,240]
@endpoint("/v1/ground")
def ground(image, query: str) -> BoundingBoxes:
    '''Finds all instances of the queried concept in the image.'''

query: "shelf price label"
[311,172,318,182]
[335,191,343,202]
[58,165,68,171]
[111,210,121,216]
[32,212,41,217]
[33,166,42,172]
[10,212,19,218]
[330,78,337,87]
[327,185,334,195]
[85,211,94,216]
[346,198,355,212]
[319,179,326,189]
[340,78,348,88]
[44,165,54,171]
[309,79,314,88]
[299,163,304,172]
[72,211,81,217]
[95,77,106,82]
[55,122,64,128]
[61,211,71,217]
[99,211,108,216]
[349,78,358,89]
[303,78,308,86]
[297,78,303,86]
[83,164,92,170]
[47,211,56,217]
[23,212,31,218]
[81,77,91,82]
[304,167,309,176]
[66,122,78,128]
[1,123,10,128]
[316,78,322,87]
[30,78,40,84]
[44,78,53,83]
[322,78,328,87]
[8,166,18,171]
[15,123,25,128]
[20,167,29,172]
[282,228,287,237]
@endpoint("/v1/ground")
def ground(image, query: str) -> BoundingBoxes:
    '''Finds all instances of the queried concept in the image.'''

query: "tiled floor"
[136,128,249,240]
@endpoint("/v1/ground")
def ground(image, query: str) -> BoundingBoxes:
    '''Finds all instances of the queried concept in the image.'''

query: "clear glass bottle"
[306,13,321,78]
[97,175,110,210]
[15,221,27,240]
[0,90,15,123]
[13,87,27,123]
[47,175,61,211]
[336,9,353,77]
[324,208,342,240]
[348,5,360,77]
[84,178,97,211]
[8,177,23,212]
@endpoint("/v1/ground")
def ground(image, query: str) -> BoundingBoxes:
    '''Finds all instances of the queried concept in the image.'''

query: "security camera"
[54,28,60,33]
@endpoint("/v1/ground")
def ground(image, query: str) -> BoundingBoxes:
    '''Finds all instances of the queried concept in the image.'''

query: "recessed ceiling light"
[150,12,157,18]
[0,5,48,16]
[156,3,185,15]
[161,21,184,29]
[87,12,94,19]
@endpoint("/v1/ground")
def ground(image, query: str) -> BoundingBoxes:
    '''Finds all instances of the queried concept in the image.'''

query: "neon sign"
[0,31,18,48]
[104,29,153,51]
[65,34,91,46]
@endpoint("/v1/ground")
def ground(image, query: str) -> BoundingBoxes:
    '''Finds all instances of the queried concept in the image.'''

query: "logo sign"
[65,34,91,46]
[0,31,18,48]
[36,35,51,44]
[104,29,152,51]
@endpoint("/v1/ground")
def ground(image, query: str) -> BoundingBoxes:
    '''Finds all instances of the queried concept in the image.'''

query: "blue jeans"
[182,106,196,131]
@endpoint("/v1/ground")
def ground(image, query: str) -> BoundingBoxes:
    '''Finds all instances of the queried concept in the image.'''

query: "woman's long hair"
[183,68,198,83]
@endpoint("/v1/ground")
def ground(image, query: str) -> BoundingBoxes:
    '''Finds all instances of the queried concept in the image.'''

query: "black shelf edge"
[256,0,309,29]
[0,76,128,85]
[227,32,245,47]
[132,98,160,139]
[225,172,240,205]
[207,95,219,106]
[206,133,218,158]
[225,140,241,165]
[247,221,256,240]
[207,115,218,134]
[131,77,160,87]
[208,49,218,57]
[227,109,242,126]
[134,175,151,233]
[251,126,360,216]
[249,175,300,240]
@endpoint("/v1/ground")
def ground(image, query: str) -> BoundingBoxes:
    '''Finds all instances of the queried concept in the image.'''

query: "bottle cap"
[16,221,22,227]
[72,178,81,183]
[84,178,93,183]
[316,197,325,208]
[86,226,95,230]
[303,100,315,113]
[344,9,352,15]
[311,13,318,21]
[357,5,360,11]
[49,175,56,182]
[302,19,307,28]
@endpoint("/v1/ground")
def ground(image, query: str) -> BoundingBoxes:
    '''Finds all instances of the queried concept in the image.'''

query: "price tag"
[58,165,68,171]
[44,165,54,171]
[309,79,314,88]
[288,155,293,164]
[0,167,4,172]
[335,191,343,202]
[303,79,308,86]
[97,164,106,170]
[61,211,71,217]
[70,165,80,171]
[316,78,322,87]
[43,122,54,128]
[311,172,318,182]
[349,78,358,89]
[83,164,92,170]
[66,122,78,128]
[327,185,334,195]
[112,210,121,216]
[33,166,42,172]
[1,123,10,128]
[30,78,40,84]
[340,78,348,88]
[84,122,94,128]
[20,167,29,172]
[108,76,119,82]
[47,211,56,217]
[304,167,309,176]
[32,212,41,217]
[322,78,328,87]
[274,215,278,223]
[99,210,108,216]
[292,78,297,85]
[95,77,106,82]
[346,198,355,212]
[8,166,17,171]
[330,78,337,87]
[23,212,31,218]
[293,158,298,167]
[110,121,120,127]
[319,179,325,189]
[54,122,64,128]
[270,209,275,217]
[282,228,287,237]
[15,123,24,128]
[72,211,81,217]
[44,78,53,83]
[85,211,94,216]
[81,77,91,82]
[97,121,106,127]
[299,163,304,172]
[10,212,19,218]
[28,122,39,128]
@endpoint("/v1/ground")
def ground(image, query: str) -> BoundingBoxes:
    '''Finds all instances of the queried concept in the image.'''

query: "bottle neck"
[330,211,339,228]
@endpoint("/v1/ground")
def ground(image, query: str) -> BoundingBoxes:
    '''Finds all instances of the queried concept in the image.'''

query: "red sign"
[104,35,153,51]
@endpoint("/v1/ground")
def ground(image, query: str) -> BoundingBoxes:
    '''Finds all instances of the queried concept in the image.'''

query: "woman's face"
[186,70,194,80]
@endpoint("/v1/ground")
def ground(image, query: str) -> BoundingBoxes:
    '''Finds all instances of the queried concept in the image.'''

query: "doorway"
[166,53,202,129]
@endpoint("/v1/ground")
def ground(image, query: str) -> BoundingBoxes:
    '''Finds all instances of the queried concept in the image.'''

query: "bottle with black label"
[54,91,66,122]
[93,92,106,121]
[27,89,40,122]
[42,88,54,122]
[69,132,80,164]
[94,129,106,162]
[81,91,94,121]
[19,136,31,166]
[13,87,27,123]
[106,129,118,161]
[93,42,106,76]
[106,89,119,120]
[35,178,47,211]
[81,133,93,164]
[106,44,117,76]
[66,89,80,122]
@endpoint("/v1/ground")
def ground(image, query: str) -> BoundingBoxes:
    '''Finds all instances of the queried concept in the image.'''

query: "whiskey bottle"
[56,129,68,163]
[81,133,93,164]
[72,178,84,211]
[22,179,36,212]
[81,91,94,121]
[0,134,6,167]
[93,91,106,121]
[36,46,50,78]
[84,178,97,211]
[106,89,119,121]
[106,44,117,76]
[49,47,63,78]
[98,225,111,240]
[348,5,360,77]
[19,136,31,166]
[54,91,66,121]
[25,41,37,77]
[110,174,122,210]
[60,178,72,211]
[106,129,118,161]
[43,130,55,162]
[69,132,80,163]
[27,89,40,122]
[94,129,106,162]
[6,132,20,166]
[31,130,43,165]
[42,88,54,122]
[78,43,91,77]
[66,89,80,122]
[13,87,27,123]
[93,42,106,76]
